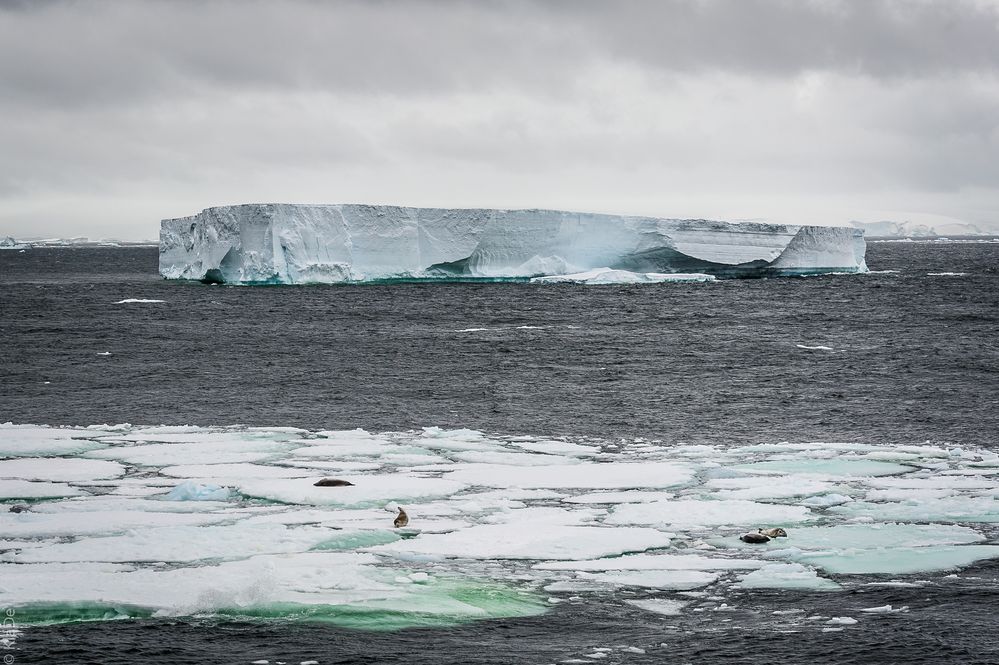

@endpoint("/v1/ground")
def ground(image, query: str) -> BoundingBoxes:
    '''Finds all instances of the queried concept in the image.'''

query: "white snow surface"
[3,424,999,628]
[159,204,868,284]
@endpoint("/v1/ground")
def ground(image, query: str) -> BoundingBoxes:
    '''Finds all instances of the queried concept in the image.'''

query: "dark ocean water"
[2,242,999,664]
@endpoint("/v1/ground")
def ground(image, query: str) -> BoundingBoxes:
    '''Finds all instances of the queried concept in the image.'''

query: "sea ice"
[710,523,985,551]
[370,523,672,560]
[161,463,315,480]
[705,477,835,501]
[730,458,913,478]
[828,498,999,523]
[165,481,232,501]
[85,439,298,466]
[794,545,999,574]
[535,554,767,572]
[584,570,719,590]
[735,563,841,590]
[0,552,547,628]
[0,510,232,538]
[443,462,694,489]
[0,458,125,482]
[623,599,689,616]
[7,523,338,563]
[0,425,107,457]
[237,475,466,507]
[606,499,813,528]
[0,479,84,500]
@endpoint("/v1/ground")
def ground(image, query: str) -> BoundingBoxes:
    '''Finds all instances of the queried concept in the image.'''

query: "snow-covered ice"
[159,204,868,284]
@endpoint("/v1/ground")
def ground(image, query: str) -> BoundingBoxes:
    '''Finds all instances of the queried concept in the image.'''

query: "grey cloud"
[2,0,997,110]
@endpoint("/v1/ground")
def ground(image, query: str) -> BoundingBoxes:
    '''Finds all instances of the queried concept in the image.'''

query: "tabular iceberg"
[159,204,867,284]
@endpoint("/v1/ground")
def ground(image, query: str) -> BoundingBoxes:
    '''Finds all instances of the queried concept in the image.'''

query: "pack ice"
[3,424,997,630]
[159,204,868,284]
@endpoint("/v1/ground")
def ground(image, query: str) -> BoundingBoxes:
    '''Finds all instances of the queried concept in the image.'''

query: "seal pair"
[739,527,788,544]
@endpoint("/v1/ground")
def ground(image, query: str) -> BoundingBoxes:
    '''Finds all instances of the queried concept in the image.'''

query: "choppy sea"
[1,241,998,664]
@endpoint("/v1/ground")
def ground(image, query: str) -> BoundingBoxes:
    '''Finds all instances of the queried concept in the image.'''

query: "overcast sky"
[2,0,998,239]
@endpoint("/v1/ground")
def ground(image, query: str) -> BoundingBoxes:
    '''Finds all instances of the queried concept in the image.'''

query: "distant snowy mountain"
[850,220,990,238]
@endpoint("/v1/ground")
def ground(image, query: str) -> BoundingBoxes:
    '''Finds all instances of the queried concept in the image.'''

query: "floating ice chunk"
[859,604,908,613]
[238,476,466,507]
[0,425,107,457]
[0,458,125,482]
[371,524,671,560]
[606,499,812,528]
[0,510,232,538]
[114,298,165,303]
[731,458,912,478]
[586,570,718,590]
[828,498,999,523]
[623,599,689,616]
[735,563,841,590]
[795,545,999,574]
[165,481,232,502]
[796,344,834,351]
[536,554,766,572]
[531,269,715,285]
[0,480,84,500]
[444,462,694,489]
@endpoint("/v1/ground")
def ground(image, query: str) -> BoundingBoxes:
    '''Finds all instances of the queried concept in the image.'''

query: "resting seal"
[739,531,770,544]
[760,527,787,538]
[394,507,409,528]
[313,478,354,487]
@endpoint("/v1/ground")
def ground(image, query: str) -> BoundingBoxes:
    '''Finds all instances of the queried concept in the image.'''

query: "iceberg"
[159,204,868,284]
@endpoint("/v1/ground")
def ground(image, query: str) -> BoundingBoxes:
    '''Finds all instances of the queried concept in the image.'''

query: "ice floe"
[443,462,694,489]
[606,499,813,528]
[0,457,125,482]
[735,563,841,590]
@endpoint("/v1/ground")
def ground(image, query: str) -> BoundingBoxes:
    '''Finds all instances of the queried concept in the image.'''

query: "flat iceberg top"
[159,203,867,284]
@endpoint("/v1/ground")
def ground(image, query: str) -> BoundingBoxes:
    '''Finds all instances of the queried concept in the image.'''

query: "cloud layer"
[2,0,998,238]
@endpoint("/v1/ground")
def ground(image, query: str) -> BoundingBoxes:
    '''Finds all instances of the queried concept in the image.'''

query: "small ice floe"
[796,344,834,351]
[624,598,689,616]
[827,616,858,625]
[926,272,968,276]
[96,351,112,356]
[113,298,166,304]
[859,604,909,614]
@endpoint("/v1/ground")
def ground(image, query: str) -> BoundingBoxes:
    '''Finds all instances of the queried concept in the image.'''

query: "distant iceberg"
[159,204,867,284]
[0,236,31,250]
